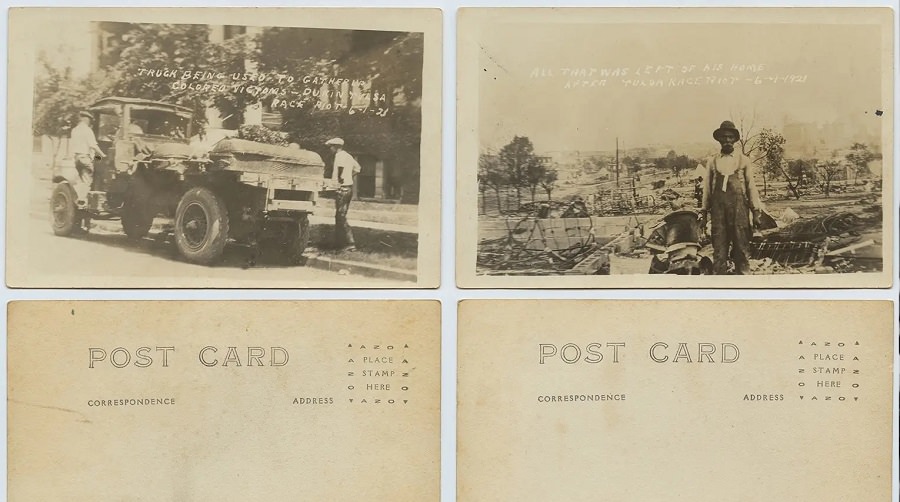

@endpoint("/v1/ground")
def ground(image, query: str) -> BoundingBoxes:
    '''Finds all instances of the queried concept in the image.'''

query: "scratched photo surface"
[457,8,893,288]
[7,8,441,288]
[457,300,894,501]
[7,301,440,501]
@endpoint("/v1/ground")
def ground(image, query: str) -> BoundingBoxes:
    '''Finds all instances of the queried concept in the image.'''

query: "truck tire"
[286,214,311,265]
[121,175,155,239]
[174,187,229,264]
[50,182,78,236]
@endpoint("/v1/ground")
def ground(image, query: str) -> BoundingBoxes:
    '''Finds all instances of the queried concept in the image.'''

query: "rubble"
[476,216,610,275]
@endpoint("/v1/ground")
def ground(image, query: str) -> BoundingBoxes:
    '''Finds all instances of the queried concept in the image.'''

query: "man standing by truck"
[70,111,106,195]
[326,137,361,251]
[69,110,106,231]
[698,120,763,275]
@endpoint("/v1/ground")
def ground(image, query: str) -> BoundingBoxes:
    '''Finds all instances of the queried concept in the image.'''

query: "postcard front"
[458,300,894,501]
[457,8,893,288]
[8,301,440,500]
[7,8,441,288]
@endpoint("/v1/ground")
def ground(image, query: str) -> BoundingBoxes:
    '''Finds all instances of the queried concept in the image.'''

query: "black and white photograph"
[457,8,893,287]
[7,8,441,288]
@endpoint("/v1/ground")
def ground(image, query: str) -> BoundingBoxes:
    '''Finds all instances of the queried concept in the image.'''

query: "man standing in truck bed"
[326,137,361,252]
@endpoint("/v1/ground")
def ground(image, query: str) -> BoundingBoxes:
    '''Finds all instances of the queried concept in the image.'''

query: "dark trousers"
[709,173,751,275]
[334,187,355,248]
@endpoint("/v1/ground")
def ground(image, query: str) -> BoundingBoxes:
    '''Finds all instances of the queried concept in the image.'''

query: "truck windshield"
[129,108,190,139]
[97,111,121,142]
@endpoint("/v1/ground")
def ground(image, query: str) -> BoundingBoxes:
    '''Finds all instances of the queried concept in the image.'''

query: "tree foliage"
[539,168,559,200]
[845,142,874,183]
[498,135,536,203]
[815,158,842,197]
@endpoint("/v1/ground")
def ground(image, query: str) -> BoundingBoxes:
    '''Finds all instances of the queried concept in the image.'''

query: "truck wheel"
[174,187,229,264]
[286,214,311,265]
[121,175,155,239]
[50,182,78,236]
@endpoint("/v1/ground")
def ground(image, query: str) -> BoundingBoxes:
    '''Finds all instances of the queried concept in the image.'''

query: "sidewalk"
[85,216,418,282]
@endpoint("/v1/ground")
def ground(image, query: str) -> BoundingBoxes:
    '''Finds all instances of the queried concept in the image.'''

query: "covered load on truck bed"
[208,138,325,177]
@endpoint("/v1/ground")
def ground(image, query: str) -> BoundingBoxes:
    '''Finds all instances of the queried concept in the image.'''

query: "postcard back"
[458,300,894,501]
[8,300,440,500]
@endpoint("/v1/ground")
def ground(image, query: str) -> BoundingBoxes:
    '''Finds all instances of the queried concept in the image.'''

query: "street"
[23,207,391,286]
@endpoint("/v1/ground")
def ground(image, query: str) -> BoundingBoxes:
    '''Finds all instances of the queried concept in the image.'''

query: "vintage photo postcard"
[7,7,441,288]
[458,300,894,501]
[457,8,893,288]
[8,300,440,500]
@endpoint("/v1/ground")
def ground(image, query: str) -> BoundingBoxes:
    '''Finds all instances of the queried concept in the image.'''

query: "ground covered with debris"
[477,185,883,276]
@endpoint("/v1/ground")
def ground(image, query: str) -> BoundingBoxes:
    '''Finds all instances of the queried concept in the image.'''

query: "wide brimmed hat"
[325,137,344,146]
[79,111,94,121]
[713,120,740,142]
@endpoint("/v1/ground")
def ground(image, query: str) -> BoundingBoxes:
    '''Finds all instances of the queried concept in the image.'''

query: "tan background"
[6,8,441,288]
[8,301,440,500]
[458,300,893,501]
[456,8,894,288]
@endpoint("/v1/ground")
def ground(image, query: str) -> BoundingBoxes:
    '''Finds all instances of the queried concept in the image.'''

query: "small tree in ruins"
[525,158,549,203]
[498,135,538,206]
[845,142,875,184]
[539,167,559,200]
[815,158,843,197]
[478,152,506,215]
[757,128,802,200]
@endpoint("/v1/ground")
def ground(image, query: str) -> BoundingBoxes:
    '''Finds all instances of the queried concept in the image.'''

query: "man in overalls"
[698,120,763,275]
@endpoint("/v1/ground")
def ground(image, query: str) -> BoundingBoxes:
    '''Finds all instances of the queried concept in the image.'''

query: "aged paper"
[7,8,441,288]
[8,301,440,500]
[457,8,893,288]
[458,300,894,501]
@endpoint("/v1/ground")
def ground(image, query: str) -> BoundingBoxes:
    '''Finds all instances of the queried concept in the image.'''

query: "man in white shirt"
[69,111,107,223]
[70,111,106,185]
[326,137,361,251]
[698,120,764,275]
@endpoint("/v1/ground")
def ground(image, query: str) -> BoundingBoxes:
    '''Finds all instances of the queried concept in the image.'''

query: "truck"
[50,97,334,265]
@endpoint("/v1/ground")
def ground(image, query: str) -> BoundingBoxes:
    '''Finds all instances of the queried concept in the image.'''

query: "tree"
[525,159,549,203]
[665,150,678,177]
[815,158,842,197]
[253,28,425,202]
[757,128,799,199]
[478,153,506,215]
[101,23,225,134]
[731,111,778,195]
[32,55,112,166]
[539,167,559,201]
[732,110,761,159]
[845,142,874,183]
[498,135,538,206]
[673,155,692,180]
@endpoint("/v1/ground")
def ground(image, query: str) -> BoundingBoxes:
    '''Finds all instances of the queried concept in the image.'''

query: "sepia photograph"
[7,8,441,288]
[457,8,893,288]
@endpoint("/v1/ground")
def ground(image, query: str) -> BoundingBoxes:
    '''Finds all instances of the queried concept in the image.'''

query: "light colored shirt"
[70,122,101,156]
[700,152,764,211]
[332,149,361,186]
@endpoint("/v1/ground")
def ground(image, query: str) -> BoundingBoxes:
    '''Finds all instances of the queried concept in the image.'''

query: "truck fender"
[52,165,82,185]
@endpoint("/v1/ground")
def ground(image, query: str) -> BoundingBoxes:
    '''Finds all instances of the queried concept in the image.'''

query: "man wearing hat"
[326,137,361,251]
[69,110,106,229]
[698,120,763,275]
